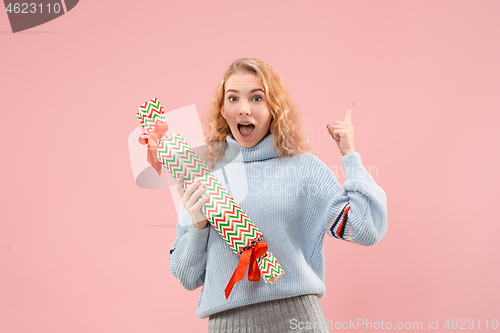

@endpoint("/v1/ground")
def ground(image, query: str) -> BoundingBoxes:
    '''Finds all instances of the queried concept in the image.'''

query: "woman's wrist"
[194,219,208,229]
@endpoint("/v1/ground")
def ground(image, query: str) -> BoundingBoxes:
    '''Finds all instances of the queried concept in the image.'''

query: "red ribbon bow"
[138,119,168,177]
[224,241,268,299]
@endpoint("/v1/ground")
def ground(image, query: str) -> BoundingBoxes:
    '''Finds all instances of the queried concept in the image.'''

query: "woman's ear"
[220,104,225,118]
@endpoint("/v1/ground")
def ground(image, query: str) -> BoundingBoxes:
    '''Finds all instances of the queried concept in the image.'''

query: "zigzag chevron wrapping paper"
[158,134,284,282]
[136,97,164,134]
[135,98,284,298]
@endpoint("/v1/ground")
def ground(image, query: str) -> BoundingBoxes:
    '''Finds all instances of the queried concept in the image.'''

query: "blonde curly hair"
[201,58,315,169]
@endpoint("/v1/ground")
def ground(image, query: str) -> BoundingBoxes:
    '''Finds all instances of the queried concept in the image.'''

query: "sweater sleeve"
[169,202,210,290]
[326,152,387,245]
[305,152,387,246]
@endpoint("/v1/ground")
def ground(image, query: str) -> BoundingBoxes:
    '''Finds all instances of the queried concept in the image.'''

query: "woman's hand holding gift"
[176,175,210,229]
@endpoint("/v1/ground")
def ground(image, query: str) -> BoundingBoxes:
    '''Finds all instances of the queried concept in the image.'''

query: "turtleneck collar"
[222,133,280,163]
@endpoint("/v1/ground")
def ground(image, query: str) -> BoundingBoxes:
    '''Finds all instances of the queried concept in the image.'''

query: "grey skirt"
[208,294,331,333]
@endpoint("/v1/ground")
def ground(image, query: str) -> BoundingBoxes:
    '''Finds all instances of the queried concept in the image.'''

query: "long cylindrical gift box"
[158,133,284,293]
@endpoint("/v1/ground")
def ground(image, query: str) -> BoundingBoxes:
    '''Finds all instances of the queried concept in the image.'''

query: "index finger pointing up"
[344,101,354,123]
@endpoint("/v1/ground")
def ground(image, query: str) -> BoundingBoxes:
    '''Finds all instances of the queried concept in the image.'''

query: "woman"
[169,58,388,332]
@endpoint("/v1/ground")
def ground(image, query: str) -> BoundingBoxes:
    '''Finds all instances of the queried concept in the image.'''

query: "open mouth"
[237,123,255,138]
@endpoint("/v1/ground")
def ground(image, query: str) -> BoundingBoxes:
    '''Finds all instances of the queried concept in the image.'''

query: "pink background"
[1,1,499,332]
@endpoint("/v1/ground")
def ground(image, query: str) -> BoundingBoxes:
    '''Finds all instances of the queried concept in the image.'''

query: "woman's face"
[220,71,272,148]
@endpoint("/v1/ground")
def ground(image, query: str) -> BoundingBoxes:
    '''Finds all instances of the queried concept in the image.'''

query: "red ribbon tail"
[225,249,252,299]
[147,147,162,177]
[249,241,268,281]
[247,252,261,282]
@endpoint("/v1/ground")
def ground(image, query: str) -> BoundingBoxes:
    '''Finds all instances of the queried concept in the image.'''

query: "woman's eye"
[228,96,261,102]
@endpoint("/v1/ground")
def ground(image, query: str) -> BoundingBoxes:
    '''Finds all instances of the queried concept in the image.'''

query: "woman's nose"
[239,104,251,116]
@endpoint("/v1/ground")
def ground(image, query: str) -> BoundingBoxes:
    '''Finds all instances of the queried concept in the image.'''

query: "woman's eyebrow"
[226,88,265,94]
